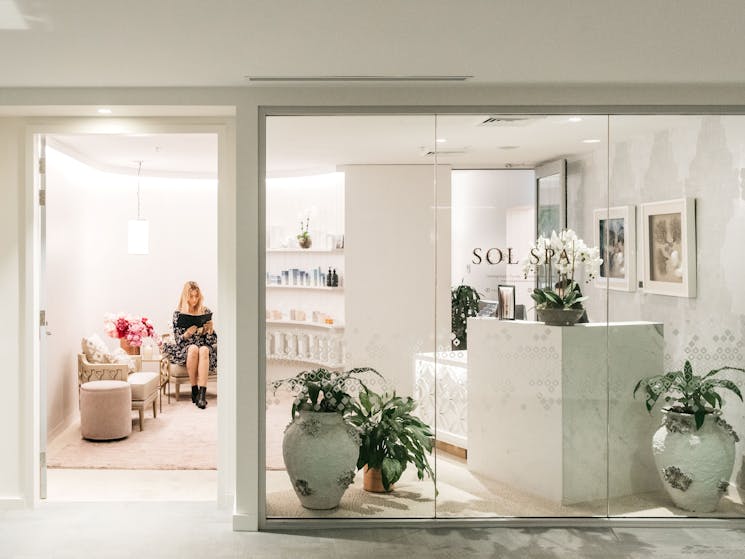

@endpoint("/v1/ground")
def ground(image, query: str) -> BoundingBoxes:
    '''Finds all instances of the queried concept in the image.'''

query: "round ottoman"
[80,380,132,440]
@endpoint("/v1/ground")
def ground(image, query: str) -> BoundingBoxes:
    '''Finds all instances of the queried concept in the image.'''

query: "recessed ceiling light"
[582,139,601,144]
[568,117,582,123]
[436,138,447,143]
[499,145,519,150]
[97,108,112,114]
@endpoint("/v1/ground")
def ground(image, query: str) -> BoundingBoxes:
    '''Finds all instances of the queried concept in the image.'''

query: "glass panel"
[264,115,438,518]
[434,114,609,517]
[608,115,745,518]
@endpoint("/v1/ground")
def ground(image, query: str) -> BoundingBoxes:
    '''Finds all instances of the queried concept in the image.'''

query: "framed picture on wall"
[497,284,516,320]
[641,198,696,298]
[593,205,636,292]
[535,159,567,239]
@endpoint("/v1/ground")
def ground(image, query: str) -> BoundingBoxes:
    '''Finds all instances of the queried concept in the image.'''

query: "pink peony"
[104,312,159,347]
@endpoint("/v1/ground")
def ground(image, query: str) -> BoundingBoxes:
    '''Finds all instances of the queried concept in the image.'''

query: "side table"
[140,354,170,411]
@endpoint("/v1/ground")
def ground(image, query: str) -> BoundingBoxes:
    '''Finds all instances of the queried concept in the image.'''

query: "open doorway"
[42,132,219,501]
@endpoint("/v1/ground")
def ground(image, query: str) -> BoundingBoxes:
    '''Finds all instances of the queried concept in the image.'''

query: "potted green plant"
[451,284,480,349]
[271,366,381,509]
[633,359,745,512]
[348,386,435,493]
[522,229,602,326]
[297,216,312,249]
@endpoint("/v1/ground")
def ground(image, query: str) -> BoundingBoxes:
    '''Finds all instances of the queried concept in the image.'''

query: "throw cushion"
[110,348,137,373]
[81,334,113,364]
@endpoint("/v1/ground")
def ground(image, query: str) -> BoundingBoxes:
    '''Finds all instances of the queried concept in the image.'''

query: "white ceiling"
[0,1,744,87]
[49,114,692,177]
[50,115,611,177]
[267,115,611,174]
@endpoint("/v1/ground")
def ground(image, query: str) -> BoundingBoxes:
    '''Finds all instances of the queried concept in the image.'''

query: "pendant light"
[127,160,149,254]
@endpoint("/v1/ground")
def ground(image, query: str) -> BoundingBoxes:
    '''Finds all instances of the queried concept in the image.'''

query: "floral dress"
[164,308,218,372]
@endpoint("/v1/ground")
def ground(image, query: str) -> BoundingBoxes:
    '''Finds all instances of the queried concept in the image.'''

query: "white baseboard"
[0,497,26,509]
[218,491,234,509]
[48,410,79,445]
[232,512,258,531]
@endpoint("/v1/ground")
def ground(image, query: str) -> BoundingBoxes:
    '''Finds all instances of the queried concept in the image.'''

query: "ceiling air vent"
[478,116,541,127]
[422,147,469,157]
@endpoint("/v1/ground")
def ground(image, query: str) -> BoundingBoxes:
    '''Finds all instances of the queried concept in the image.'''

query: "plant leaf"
[381,457,404,490]
[694,409,706,430]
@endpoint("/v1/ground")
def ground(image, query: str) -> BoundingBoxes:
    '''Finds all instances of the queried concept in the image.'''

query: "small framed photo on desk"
[497,284,516,320]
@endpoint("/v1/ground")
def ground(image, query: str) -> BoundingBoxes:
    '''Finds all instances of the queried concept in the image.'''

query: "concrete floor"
[2,502,745,558]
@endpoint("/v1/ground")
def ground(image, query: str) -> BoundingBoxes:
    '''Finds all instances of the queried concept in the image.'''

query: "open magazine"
[176,312,213,329]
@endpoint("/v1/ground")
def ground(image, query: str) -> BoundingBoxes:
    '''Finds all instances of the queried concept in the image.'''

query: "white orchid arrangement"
[522,229,603,309]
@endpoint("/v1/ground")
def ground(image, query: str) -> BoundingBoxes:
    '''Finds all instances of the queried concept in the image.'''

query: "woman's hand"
[203,320,214,335]
[184,325,198,338]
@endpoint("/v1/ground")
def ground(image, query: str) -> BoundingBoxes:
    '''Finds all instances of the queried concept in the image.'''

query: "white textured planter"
[652,411,738,513]
[283,411,359,509]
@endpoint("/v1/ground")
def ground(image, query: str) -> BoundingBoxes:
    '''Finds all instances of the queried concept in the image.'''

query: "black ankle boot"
[191,385,199,404]
[196,386,207,409]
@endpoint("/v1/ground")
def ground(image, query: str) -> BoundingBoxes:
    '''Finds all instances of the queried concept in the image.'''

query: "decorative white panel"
[266,324,345,369]
[414,352,468,449]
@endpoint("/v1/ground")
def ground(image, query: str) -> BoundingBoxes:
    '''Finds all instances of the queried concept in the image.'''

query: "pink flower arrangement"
[104,312,161,347]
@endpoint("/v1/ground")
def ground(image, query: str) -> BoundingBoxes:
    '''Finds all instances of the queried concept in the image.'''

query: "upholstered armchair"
[160,333,217,401]
[77,353,142,385]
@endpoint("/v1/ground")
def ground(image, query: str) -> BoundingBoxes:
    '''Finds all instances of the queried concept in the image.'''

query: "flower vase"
[282,411,359,509]
[653,410,737,513]
[298,236,312,249]
[120,338,140,355]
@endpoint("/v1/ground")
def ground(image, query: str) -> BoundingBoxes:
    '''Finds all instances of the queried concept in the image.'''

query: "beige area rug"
[48,392,217,470]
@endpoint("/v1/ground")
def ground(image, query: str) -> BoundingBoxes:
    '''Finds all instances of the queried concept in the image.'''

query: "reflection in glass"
[264,115,439,518]
[607,115,745,518]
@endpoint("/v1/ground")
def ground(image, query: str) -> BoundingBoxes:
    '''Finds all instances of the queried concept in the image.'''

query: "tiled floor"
[2,501,745,558]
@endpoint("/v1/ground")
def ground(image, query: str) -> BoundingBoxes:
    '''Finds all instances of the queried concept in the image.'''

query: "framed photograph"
[593,205,636,291]
[497,285,516,320]
[641,198,696,298]
[536,159,567,239]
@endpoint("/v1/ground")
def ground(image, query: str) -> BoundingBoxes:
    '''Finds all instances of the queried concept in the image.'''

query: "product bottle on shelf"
[326,267,333,287]
[332,269,339,287]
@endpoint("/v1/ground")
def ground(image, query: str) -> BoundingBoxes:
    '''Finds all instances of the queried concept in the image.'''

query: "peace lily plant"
[522,229,602,311]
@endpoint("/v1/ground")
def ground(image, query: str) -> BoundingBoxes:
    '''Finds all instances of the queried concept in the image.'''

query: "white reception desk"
[467,318,664,505]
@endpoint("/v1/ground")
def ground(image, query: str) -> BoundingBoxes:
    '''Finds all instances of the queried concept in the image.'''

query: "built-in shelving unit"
[266,319,344,330]
[266,235,345,368]
[266,248,344,254]
[266,285,343,292]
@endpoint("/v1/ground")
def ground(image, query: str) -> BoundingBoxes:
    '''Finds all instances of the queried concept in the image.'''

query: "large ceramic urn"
[283,411,359,509]
[653,410,738,513]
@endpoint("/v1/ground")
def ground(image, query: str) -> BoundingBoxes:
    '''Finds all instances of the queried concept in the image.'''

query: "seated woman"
[166,281,217,409]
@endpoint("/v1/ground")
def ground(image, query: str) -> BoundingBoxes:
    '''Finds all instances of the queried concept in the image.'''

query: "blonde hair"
[179,281,205,314]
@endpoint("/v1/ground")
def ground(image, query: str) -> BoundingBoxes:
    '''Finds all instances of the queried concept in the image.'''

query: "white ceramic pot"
[283,411,359,509]
[652,411,738,513]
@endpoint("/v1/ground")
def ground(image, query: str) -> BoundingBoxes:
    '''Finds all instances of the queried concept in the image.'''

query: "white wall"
[1,85,745,523]
[343,165,451,397]
[451,170,535,310]
[0,119,23,502]
[45,147,218,437]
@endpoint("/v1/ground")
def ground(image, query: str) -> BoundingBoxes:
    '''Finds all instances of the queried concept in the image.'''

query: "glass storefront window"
[263,111,745,521]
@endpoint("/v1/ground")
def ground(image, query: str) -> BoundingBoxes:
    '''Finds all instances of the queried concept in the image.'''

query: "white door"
[36,134,48,499]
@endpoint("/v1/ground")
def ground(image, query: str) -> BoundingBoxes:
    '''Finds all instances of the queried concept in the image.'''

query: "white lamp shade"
[128,219,149,254]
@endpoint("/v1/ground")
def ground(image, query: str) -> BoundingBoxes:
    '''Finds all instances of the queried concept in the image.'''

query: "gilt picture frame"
[641,198,696,298]
[593,205,636,292]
